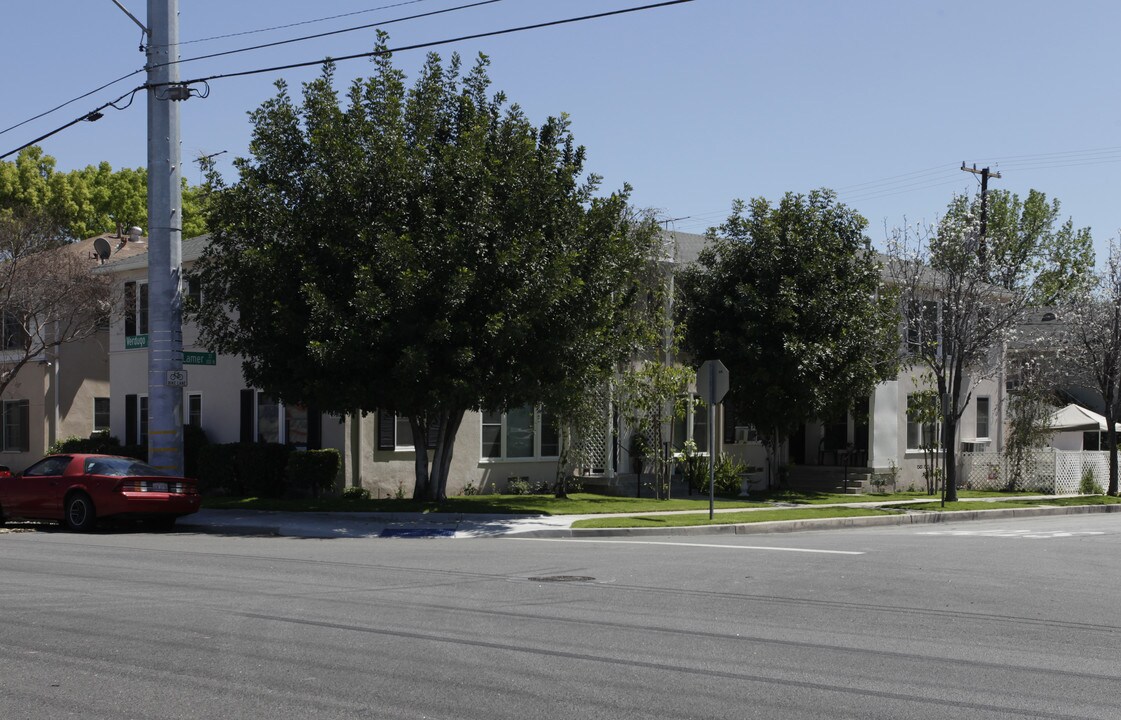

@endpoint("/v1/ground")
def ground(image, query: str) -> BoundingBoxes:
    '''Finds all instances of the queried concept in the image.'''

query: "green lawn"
[571,506,904,529]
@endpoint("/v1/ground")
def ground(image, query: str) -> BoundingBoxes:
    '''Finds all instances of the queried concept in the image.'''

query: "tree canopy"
[676,189,900,459]
[193,43,663,500]
[0,146,207,240]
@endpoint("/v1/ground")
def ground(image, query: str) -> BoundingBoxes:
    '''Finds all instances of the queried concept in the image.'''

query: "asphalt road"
[2,514,1120,719]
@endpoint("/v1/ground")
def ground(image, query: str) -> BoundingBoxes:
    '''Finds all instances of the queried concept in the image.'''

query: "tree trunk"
[429,408,465,502]
[1107,402,1119,496]
[944,416,959,502]
[409,415,430,499]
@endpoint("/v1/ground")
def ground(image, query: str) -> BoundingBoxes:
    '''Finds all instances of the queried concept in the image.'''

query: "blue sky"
[3,0,1120,257]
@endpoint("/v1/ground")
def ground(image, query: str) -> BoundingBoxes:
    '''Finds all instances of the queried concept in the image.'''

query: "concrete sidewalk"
[176,496,1121,539]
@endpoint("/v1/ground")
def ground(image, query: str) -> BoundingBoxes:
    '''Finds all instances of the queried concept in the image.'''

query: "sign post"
[697,359,729,519]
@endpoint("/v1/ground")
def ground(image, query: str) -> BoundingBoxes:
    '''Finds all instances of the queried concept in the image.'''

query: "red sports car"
[0,454,200,532]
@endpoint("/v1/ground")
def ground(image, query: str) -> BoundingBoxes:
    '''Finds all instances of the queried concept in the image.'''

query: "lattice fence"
[960,450,1108,494]
[575,384,612,476]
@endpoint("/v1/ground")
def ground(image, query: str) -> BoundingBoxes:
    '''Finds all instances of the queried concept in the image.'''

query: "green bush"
[197,443,238,495]
[48,434,145,459]
[1080,468,1104,495]
[342,486,370,500]
[507,477,531,495]
[713,452,747,496]
[286,449,340,498]
[183,424,210,479]
[234,443,290,498]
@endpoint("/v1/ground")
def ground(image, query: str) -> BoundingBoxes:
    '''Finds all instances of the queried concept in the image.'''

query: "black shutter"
[377,409,395,450]
[17,400,29,452]
[307,405,322,450]
[125,394,137,446]
[240,390,254,443]
[723,401,736,445]
[426,417,440,449]
[124,282,136,337]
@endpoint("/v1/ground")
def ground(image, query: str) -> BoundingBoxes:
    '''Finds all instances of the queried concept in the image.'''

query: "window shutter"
[124,282,137,337]
[723,401,736,445]
[125,394,137,446]
[307,404,322,450]
[240,390,254,443]
[426,417,440,450]
[17,400,29,452]
[377,410,395,450]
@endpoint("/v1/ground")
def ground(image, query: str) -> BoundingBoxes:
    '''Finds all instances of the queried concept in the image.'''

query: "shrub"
[183,424,210,479]
[507,477,531,495]
[197,443,238,495]
[1080,467,1103,495]
[286,449,340,498]
[712,452,747,496]
[48,434,142,457]
[234,443,290,498]
[342,486,370,500]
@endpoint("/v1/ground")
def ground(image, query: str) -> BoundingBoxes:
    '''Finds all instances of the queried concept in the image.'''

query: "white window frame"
[480,406,558,461]
[254,391,306,446]
[93,397,110,433]
[186,392,202,428]
[906,394,939,452]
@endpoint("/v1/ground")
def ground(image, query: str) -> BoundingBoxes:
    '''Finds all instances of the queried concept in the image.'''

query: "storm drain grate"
[529,575,595,583]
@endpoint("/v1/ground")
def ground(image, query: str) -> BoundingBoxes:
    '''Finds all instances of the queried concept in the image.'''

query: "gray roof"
[96,233,212,273]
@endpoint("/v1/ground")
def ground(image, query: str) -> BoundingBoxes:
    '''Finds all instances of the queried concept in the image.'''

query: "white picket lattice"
[575,384,612,476]
[960,450,1108,495]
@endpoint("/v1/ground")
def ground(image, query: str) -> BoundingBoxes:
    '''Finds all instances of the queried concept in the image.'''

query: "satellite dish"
[93,237,111,260]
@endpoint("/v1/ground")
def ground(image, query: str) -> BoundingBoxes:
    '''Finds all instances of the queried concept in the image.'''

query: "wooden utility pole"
[961,163,1001,269]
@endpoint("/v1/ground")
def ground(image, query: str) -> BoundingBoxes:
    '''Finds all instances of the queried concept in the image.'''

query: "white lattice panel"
[960,450,1107,495]
[576,384,612,476]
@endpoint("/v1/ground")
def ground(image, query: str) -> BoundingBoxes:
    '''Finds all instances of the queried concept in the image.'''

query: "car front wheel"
[64,493,97,532]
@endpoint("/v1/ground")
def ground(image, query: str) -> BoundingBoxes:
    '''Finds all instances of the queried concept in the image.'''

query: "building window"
[1,312,29,351]
[124,281,149,340]
[671,396,709,450]
[186,275,202,308]
[481,406,558,460]
[906,394,938,451]
[1,400,29,452]
[285,404,309,449]
[906,300,939,354]
[256,394,280,443]
[976,396,990,440]
[93,397,110,432]
[186,393,202,428]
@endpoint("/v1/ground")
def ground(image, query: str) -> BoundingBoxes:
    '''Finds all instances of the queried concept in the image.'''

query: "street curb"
[509,503,1121,539]
[175,523,281,536]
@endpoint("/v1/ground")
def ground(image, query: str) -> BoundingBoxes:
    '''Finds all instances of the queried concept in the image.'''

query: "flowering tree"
[1060,240,1121,495]
[887,190,1092,500]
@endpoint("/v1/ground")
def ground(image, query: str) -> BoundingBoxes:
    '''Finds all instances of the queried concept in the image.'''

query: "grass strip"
[571,506,903,529]
[906,495,1121,512]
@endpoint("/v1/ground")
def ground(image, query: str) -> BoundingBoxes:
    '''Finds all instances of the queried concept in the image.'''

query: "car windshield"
[83,457,171,477]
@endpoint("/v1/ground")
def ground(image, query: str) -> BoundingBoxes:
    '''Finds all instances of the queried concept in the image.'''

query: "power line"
[157,0,506,71]
[164,0,437,47]
[1,0,695,161]
[161,1,696,89]
[0,0,502,139]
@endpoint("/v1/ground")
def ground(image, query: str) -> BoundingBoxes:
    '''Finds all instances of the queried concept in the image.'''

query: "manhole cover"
[529,575,595,583]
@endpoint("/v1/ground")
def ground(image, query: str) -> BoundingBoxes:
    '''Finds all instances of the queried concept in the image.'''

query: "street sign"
[697,359,729,405]
[182,351,216,366]
[166,370,188,387]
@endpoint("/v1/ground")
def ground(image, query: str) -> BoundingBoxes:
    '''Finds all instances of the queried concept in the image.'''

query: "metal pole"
[708,370,716,519]
[146,0,184,475]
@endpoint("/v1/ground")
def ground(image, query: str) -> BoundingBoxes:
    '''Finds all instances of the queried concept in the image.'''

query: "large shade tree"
[0,146,208,240]
[887,189,1093,501]
[676,190,900,482]
[193,43,663,500]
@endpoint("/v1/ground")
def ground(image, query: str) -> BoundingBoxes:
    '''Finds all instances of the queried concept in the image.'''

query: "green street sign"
[125,334,149,349]
[182,351,216,366]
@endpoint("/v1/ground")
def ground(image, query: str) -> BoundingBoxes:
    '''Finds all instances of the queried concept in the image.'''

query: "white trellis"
[960,450,1109,494]
[575,384,613,477]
